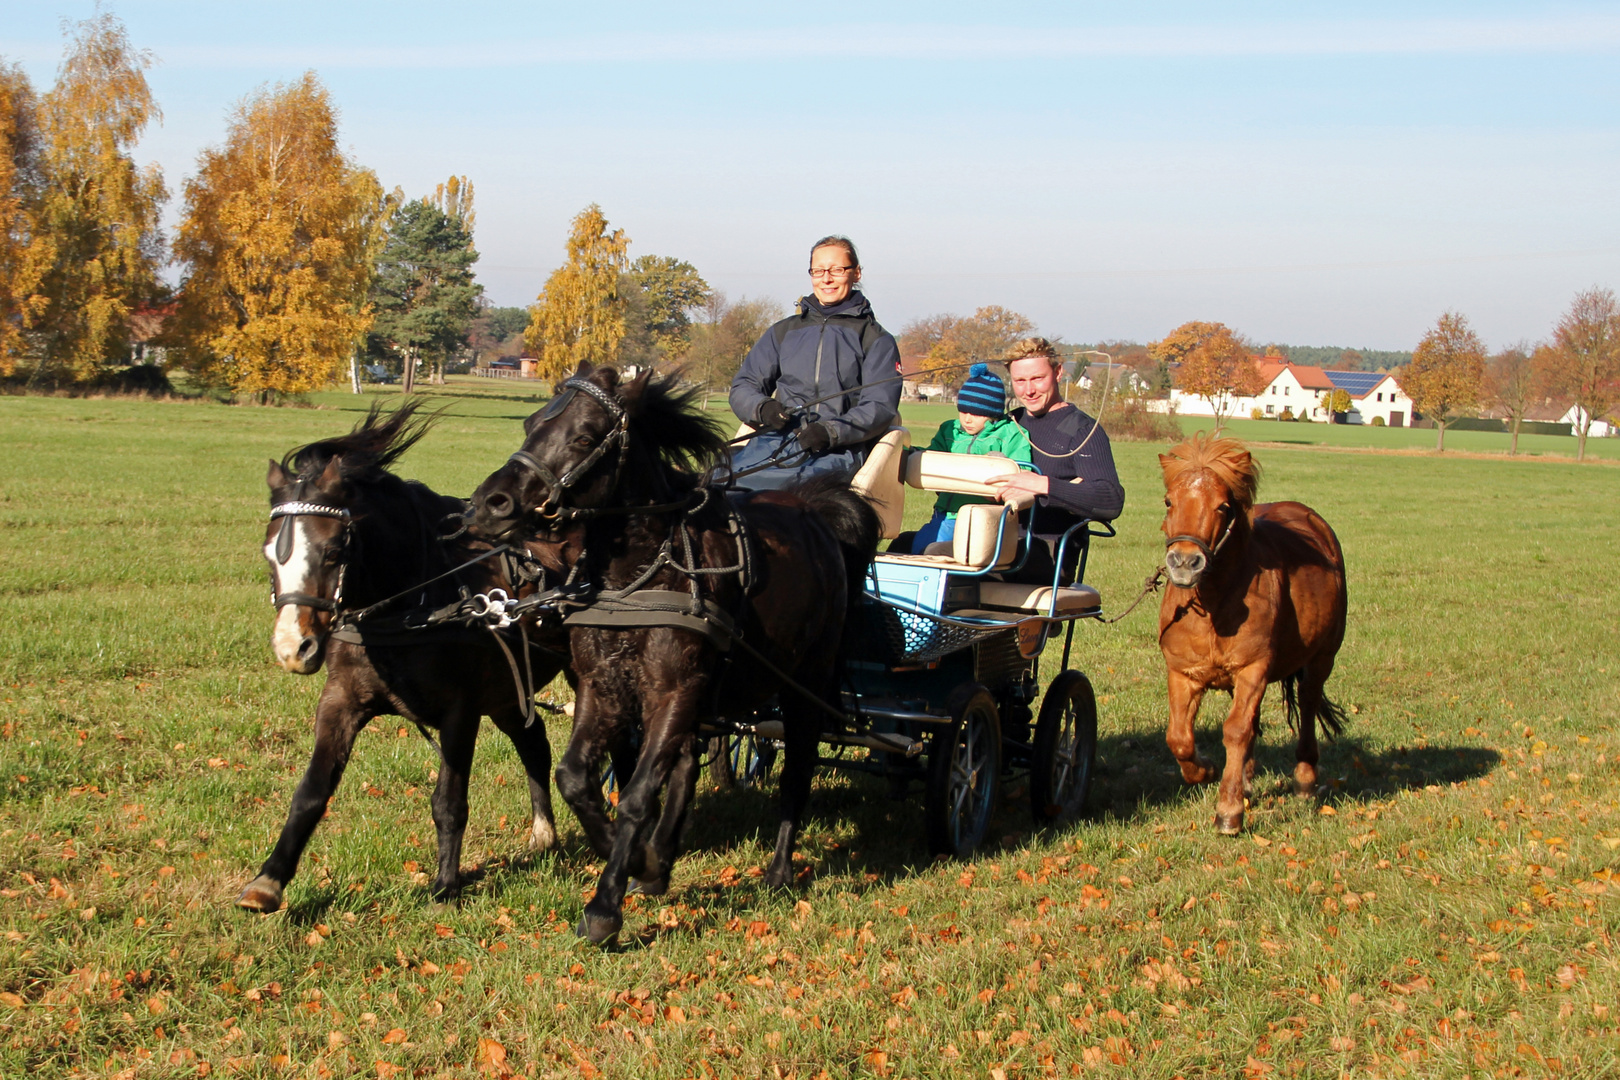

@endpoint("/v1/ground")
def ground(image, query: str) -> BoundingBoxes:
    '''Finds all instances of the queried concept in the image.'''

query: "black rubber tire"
[1030,669,1098,823]
[925,684,1001,858]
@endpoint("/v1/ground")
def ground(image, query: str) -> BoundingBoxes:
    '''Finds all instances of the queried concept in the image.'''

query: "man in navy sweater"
[987,338,1125,586]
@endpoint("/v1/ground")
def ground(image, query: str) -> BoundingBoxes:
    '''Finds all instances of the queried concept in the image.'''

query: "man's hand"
[757,399,791,431]
[988,471,1050,502]
[795,421,834,453]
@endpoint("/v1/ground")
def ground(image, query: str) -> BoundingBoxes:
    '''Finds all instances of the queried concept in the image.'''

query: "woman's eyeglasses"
[808,266,854,279]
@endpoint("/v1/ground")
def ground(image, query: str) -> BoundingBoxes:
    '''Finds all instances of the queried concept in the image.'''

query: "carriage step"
[825,730,924,758]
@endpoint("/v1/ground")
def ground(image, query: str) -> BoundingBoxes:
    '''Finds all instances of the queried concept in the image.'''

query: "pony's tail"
[1281,671,1349,740]
[791,472,883,613]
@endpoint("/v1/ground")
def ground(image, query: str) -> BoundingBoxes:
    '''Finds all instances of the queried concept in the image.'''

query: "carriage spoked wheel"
[707,732,779,791]
[1030,670,1099,823]
[926,684,1002,858]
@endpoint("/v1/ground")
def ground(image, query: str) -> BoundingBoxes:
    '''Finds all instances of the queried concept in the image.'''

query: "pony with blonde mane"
[1157,433,1348,834]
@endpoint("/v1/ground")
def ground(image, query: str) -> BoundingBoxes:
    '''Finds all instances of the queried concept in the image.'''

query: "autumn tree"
[29,12,167,385]
[1486,341,1539,456]
[369,189,481,393]
[617,254,710,370]
[1149,320,1225,367]
[1402,311,1486,451]
[1170,324,1266,428]
[466,300,528,365]
[1327,388,1352,417]
[0,63,47,376]
[170,73,387,399]
[899,307,1035,386]
[1541,287,1620,462]
[524,204,629,381]
[678,292,783,405]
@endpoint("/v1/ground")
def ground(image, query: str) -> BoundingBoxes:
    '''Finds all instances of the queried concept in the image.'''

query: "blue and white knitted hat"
[955,363,1007,418]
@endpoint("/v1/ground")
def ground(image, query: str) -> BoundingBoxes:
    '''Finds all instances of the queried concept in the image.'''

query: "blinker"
[275,516,295,564]
[538,388,577,422]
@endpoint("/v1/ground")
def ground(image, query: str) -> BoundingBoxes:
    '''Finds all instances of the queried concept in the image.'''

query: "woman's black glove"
[757,400,791,431]
[795,421,834,453]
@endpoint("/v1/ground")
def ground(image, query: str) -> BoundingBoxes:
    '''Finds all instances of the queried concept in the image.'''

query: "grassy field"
[1,383,1618,1079]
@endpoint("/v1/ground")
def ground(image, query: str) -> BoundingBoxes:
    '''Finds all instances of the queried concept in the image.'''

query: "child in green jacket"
[911,364,1033,554]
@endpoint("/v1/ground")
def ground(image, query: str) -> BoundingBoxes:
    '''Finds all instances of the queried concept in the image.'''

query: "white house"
[1169,357,1338,419]
[1324,370,1413,426]
[1559,403,1615,439]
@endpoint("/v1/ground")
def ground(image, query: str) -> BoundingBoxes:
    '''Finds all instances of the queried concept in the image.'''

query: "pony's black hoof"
[1213,812,1244,835]
[762,865,793,889]
[575,911,622,946]
[628,876,668,898]
[236,874,284,913]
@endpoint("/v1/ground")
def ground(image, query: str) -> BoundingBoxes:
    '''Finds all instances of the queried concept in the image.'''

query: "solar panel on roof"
[1323,370,1385,396]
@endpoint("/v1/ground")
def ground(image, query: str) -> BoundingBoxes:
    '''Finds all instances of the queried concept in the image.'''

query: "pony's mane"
[1160,432,1261,509]
[590,367,727,474]
[283,401,435,482]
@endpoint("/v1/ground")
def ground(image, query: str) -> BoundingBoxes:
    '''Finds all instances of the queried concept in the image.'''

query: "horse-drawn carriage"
[701,428,1112,858]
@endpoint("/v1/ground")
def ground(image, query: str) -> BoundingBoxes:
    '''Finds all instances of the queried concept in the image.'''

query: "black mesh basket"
[858,599,1014,665]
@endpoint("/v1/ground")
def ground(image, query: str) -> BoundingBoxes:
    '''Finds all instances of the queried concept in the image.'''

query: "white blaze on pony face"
[266,516,324,673]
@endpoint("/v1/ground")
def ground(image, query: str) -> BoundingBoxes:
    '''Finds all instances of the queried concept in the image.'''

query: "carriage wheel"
[925,685,1001,858]
[708,733,779,791]
[1030,670,1098,823]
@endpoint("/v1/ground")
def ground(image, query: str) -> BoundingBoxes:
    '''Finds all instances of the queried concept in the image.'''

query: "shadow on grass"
[272,724,1500,931]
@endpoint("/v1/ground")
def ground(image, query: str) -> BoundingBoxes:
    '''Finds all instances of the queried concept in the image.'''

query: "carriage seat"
[975,582,1102,617]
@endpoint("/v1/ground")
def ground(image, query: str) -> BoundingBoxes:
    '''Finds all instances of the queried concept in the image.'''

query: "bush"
[1280,407,1295,421]
[1370,415,1386,427]
[94,364,174,397]
[1100,394,1184,442]
[1251,407,1265,420]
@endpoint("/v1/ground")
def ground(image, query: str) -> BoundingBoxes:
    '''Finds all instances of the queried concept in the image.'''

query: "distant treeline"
[1277,345,1412,371]
[1068,341,1410,373]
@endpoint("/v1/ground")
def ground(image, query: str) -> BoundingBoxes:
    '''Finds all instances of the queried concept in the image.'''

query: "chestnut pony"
[241,405,565,912]
[1157,434,1348,834]
[471,365,879,946]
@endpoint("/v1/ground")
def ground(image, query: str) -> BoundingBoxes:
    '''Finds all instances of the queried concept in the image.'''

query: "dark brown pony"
[471,365,879,946]
[239,405,566,912]
[1157,433,1348,834]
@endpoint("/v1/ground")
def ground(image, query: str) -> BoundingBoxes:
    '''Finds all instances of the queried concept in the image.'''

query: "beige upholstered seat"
[951,503,1019,570]
[850,428,912,539]
[977,582,1102,616]
[903,450,1035,511]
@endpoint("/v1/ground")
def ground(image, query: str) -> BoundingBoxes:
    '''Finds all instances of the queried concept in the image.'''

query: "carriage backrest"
[902,450,1036,511]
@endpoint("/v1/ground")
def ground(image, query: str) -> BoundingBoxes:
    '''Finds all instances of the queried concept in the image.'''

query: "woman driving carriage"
[727,236,902,489]
[988,337,1125,585]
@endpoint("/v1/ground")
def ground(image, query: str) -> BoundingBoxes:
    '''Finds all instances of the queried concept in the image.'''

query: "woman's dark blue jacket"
[729,292,902,448]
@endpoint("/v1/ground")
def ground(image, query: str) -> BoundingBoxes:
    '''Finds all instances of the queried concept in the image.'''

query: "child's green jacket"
[926,416,1033,517]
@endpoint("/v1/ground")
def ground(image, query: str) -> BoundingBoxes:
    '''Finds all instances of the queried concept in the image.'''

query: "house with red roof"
[1169,356,1414,425]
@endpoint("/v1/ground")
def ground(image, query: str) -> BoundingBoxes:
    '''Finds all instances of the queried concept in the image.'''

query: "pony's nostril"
[484,492,513,518]
[296,636,320,662]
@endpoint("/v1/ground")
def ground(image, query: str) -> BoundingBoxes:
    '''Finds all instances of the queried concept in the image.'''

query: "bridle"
[267,501,353,615]
[504,376,631,524]
[1164,502,1239,565]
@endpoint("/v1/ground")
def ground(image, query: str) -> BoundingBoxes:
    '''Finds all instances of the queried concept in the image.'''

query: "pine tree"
[369,192,481,393]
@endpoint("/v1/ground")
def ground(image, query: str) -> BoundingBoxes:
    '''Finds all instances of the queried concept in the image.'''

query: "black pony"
[471,365,880,945]
[240,404,566,912]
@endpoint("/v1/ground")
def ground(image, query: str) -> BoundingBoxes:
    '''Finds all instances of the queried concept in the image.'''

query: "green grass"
[2,388,1618,1079]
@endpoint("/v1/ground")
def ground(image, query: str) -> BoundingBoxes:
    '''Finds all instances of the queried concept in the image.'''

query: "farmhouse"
[1168,356,1413,425]
[1323,370,1413,426]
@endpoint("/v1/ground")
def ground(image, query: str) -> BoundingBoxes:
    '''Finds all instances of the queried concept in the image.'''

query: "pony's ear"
[619,368,652,411]
[267,459,292,490]
[317,456,344,490]
[1158,453,1175,472]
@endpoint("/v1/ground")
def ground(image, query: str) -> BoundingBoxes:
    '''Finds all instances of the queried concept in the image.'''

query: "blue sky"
[4,2,1617,350]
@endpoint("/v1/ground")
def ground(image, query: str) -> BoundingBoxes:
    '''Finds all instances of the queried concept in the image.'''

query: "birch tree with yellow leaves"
[525,204,629,381]
[170,73,388,399]
[0,64,48,376]
[28,12,167,385]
